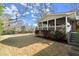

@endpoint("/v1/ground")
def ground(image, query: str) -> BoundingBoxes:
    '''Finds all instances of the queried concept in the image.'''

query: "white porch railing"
[36,25,66,31]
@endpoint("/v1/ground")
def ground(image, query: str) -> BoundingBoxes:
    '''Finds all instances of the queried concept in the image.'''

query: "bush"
[35,30,39,34]
[49,30,55,38]
[10,29,15,34]
[42,30,51,38]
[53,31,66,40]
[2,29,16,35]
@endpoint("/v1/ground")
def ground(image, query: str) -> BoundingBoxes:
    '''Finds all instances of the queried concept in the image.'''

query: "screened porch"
[36,17,66,33]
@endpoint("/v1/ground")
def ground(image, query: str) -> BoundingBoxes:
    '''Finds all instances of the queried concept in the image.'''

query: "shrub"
[49,30,55,38]
[2,29,16,35]
[42,30,51,38]
[35,30,39,34]
[10,29,15,34]
[53,31,66,40]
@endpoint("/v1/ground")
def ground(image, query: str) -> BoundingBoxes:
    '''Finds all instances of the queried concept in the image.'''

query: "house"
[35,12,79,43]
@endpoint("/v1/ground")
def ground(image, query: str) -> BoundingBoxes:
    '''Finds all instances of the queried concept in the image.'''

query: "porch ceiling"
[40,12,76,22]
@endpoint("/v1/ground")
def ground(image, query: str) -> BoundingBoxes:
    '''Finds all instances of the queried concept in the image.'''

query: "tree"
[20,3,55,29]
[0,5,5,35]
[32,3,55,18]
[0,4,5,15]
[26,3,55,24]
[21,26,26,32]
[0,20,3,34]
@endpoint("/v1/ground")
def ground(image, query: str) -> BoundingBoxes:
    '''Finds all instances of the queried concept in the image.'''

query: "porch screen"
[56,17,65,32]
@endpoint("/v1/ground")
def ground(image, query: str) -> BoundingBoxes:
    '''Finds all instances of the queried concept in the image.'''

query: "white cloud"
[20,3,27,6]
[23,11,30,16]
[20,3,33,9]
[35,3,40,6]
[11,5,18,12]
[31,9,39,14]
[31,10,34,13]
[46,8,50,12]
[33,23,38,27]
[28,23,31,26]
[33,9,40,13]
[31,14,35,17]
[4,5,19,15]
[28,5,32,9]
[32,19,36,21]
[26,12,30,14]
[11,15,16,19]
[4,7,13,15]
[8,5,19,16]
[4,5,21,19]
[4,7,11,12]
[46,3,51,6]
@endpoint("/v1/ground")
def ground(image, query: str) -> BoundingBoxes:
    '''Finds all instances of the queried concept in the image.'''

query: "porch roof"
[40,12,76,22]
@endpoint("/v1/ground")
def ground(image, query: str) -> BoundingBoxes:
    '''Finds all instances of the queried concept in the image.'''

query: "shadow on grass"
[0,35,54,48]
[0,35,67,48]
[0,34,67,48]
[38,36,68,44]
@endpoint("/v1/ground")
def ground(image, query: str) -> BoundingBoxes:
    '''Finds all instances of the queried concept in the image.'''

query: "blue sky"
[2,3,76,27]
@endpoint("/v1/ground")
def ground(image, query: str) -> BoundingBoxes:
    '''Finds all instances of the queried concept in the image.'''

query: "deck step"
[70,36,77,38]
[70,50,79,56]
[71,46,79,51]
[70,42,79,47]
[69,52,79,56]
[70,40,79,43]
[69,32,79,56]
[70,38,76,42]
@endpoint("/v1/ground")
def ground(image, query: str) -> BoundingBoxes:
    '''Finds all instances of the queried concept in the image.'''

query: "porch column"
[42,22,43,30]
[65,16,70,43]
[54,19,56,31]
[65,16,67,33]
[47,20,49,30]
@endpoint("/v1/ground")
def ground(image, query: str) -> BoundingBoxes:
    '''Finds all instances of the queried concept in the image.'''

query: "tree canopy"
[0,5,5,35]
[0,20,3,34]
[0,5,5,15]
